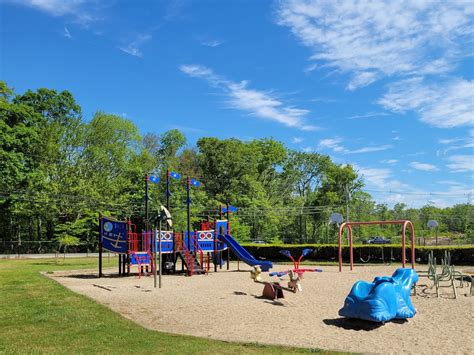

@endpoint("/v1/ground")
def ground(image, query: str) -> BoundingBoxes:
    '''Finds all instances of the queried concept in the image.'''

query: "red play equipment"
[338,220,415,272]
[127,221,153,277]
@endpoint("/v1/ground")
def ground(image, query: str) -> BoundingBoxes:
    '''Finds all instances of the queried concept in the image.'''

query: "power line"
[364,189,473,197]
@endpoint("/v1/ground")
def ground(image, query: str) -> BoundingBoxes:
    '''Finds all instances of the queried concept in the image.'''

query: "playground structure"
[338,220,416,272]
[100,216,238,277]
[339,268,419,323]
[99,209,274,279]
[99,170,274,279]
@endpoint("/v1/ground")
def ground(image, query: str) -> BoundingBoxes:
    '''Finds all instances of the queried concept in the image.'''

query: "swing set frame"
[338,220,415,272]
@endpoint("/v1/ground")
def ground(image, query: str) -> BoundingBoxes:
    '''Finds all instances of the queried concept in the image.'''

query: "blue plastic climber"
[339,268,419,323]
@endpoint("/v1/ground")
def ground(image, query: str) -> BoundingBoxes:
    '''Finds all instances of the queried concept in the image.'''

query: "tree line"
[1,82,472,253]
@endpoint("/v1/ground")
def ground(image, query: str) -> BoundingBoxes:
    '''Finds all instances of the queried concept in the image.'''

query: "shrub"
[240,244,474,265]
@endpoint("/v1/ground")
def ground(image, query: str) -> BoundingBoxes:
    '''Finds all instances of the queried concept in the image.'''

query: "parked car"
[252,240,267,244]
[364,236,391,244]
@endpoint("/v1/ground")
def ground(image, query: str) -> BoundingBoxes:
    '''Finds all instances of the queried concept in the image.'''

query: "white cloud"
[347,72,379,91]
[9,0,99,24]
[119,34,152,58]
[317,137,344,152]
[354,164,472,207]
[180,64,317,131]
[345,145,392,154]
[168,125,205,134]
[379,78,474,128]
[447,155,474,172]
[317,138,391,154]
[381,159,398,165]
[438,136,474,154]
[201,39,224,47]
[354,165,407,190]
[409,161,439,172]
[304,63,318,73]
[180,64,217,80]
[347,112,389,120]
[292,137,304,144]
[277,0,473,89]
[407,151,426,157]
[440,138,463,145]
[310,97,340,104]
[436,180,464,186]
[63,26,72,39]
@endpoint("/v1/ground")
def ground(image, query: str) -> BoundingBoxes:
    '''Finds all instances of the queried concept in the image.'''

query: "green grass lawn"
[0,257,342,354]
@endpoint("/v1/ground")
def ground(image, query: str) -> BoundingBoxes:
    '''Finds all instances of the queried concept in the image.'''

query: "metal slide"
[218,234,273,271]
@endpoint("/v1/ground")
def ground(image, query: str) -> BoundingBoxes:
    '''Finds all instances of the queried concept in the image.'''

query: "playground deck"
[48,263,473,354]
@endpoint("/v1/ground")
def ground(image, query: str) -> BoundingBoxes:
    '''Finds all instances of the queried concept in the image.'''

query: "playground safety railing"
[193,232,207,274]
[177,234,194,276]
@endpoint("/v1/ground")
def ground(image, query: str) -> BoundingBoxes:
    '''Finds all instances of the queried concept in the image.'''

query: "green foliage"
[0,80,472,252]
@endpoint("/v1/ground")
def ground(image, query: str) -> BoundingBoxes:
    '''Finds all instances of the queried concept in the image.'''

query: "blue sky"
[1,0,473,207]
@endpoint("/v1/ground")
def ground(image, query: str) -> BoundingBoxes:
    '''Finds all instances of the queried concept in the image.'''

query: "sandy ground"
[47,263,473,354]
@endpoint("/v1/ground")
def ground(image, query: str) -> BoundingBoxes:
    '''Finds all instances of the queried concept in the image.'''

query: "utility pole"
[186,177,191,250]
[166,169,170,211]
[345,184,350,222]
[145,174,149,231]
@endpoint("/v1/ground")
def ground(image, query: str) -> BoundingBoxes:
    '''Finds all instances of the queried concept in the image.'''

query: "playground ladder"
[178,236,204,276]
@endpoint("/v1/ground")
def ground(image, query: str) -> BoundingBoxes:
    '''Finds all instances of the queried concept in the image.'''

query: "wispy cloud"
[347,112,389,120]
[63,26,72,39]
[318,137,344,152]
[304,63,318,73]
[381,159,398,165]
[447,155,474,173]
[201,39,224,47]
[310,97,340,104]
[119,33,152,57]
[345,145,392,154]
[292,137,304,144]
[9,0,100,24]
[276,0,473,90]
[407,151,426,157]
[354,164,472,207]
[409,161,439,172]
[317,137,391,154]
[379,77,474,128]
[356,166,395,188]
[179,64,318,131]
[168,125,205,134]
[439,136,474,153]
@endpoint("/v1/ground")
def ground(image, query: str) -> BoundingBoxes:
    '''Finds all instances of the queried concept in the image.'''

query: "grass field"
[0,257,340,354]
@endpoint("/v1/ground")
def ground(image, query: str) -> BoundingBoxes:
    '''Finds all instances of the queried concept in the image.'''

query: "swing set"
[338,220,415,272]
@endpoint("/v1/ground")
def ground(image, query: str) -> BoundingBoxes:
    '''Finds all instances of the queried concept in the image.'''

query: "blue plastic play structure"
[339,268,419,323]
[218,234,273,271]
